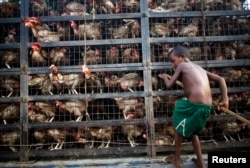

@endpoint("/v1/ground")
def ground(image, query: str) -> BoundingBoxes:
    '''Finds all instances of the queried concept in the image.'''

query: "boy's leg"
[191,134,206,168]
[166,131,183,168]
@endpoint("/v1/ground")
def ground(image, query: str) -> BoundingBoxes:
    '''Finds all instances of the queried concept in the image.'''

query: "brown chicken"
[118,73,144,92]
[178,17,200,37]
[106,46,119,64]
[216,120,242,142]
[63,2,88,16]
[121,124,146,147]
[4,27,16,43]
[47,128,67,151]
[81,47,102,65]
[0,76,20,97]
[30,0,48,16]
[123,19,140,38]
[30,43,48,66]
[235,42,250,59]
[108,19,137,39]
[56,99,91,121]
[0,103,20,124]
[150,19,175,37]
[84,72,104,93]
[33,129,48,150]
[49,47,69,66]
[49,64,84,94]
[70,20,101,40]
[122,0,140,13]
[114,97,144,119]
[189,47,202,61]
[28,109,48,122]
[0,2,19,18]
[1,50,19,69]
[103,72,120,91]
[31,101,56,122]
[159,44,172,62]
[100,0,115,14]
[0,130,20,152]
[122,47,140,63]
[28,74,53,95]
[56,22,70,41]
[24,17,61,42]
[88,126,115,148]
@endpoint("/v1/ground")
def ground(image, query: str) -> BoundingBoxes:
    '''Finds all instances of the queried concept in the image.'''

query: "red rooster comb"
[31,42,41,48]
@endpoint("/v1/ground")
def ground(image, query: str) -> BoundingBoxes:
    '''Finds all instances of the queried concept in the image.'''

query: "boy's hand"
[217,101,229,111]
[158,73,171,80]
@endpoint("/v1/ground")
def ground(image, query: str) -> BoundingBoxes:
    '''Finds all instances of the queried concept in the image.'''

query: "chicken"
[159,44,173,62]
[235,42,250,59]
[216,121,242,142]
[103,72,120,90]
[30,0,48,16]
[4,27,16,43]
[70,20,102,40]
[155,132,174,146]
[24,17,61,42]
[123,19,140,38]
[222,68,243,82]
[152,76,159,91]
[178,17,200,37]
[0,76,20,97]
[106,46,119,64]
[88,126,115,148]
[122,47,140,63]
[81,65,103,94]
[189,47,202,61]
[56,22,70,41]
[0,2,19,18]
[122,0,140,13]
[155,123,175,141]
[31,101,56,122]
[100,0,115,14]
[150,19,175,37]
[30,43,48,66]
[33,129,48,150]
[1,50,19,69]
[47,128,67,151]
[28,74,53,95]
[49,64,84,94]
[114,97,144,119]
[0,131,20,152]
[223,43,236,60]
[56,99,91,121]
[49,47,69,66]
[118,73,144,92]
[70,127,89,145]
[63,2,88,16]
[81,48,102,65]
[121,124,146,147]
[28,109,48,122]
[0,103,20,124]
[108,19,137,39]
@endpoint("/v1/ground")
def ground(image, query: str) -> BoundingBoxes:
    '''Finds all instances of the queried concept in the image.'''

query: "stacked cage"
[0,0,249,161]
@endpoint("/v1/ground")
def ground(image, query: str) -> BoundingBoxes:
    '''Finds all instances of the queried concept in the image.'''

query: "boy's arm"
[207,71,229,110]
[158,66,182,89]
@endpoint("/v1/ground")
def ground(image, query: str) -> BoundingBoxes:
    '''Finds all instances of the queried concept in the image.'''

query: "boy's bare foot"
[165,155,182,168]
[191,158,206,168]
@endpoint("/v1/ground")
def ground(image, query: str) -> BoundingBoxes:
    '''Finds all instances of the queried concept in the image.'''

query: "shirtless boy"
[158,45,228,168]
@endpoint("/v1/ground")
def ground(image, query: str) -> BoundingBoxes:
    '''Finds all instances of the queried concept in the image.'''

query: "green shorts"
[173,99,211,137]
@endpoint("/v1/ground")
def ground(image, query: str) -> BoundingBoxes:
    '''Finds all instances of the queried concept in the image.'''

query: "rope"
[83,0,90,121]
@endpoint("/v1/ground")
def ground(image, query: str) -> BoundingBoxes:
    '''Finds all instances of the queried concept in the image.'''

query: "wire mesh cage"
[0,0,250,162]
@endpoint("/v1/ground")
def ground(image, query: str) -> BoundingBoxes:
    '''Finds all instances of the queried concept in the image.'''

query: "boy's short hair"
[168,45,190,58]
